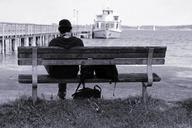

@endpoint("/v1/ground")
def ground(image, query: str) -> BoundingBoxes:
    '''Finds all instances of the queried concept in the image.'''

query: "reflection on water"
[0,53,17,65]
[1,30,192,68]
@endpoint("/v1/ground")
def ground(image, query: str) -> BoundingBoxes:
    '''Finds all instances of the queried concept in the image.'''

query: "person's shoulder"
[71,36,83,42]
[70,36,84,46]
[52,37,63,41]
[49,37,62,46]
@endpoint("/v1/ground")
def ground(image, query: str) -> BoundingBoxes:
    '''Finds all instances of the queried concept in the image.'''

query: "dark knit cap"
[58,19,72,33]
[59,19,72,28]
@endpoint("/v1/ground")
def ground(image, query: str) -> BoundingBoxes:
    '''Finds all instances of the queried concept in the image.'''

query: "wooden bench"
[18,46,167,103]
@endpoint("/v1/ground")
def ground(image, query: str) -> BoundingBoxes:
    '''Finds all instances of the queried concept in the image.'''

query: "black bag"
[46,65,79,78]
[94,65,118,81]
[80,65,94,80]
[72,84,102,99]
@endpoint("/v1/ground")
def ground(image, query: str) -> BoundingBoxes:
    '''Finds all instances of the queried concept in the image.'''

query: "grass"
[0,96,192,128]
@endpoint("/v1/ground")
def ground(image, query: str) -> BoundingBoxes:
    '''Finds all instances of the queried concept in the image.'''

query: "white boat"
[92,8,121,39]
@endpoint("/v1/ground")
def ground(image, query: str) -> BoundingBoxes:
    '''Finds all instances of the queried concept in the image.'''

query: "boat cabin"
[103,9,113,15]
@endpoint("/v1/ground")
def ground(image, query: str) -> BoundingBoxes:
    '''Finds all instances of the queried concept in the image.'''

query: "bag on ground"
[72,84,101,99]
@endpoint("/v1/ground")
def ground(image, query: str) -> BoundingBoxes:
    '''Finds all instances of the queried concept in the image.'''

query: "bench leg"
[32,83,37,103]
[58,83,67,99]
[32,47,38,104]
[142,82,148,104]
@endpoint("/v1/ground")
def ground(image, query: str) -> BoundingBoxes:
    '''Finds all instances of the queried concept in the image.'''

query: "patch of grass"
[0,96,192,128]
[177,98,192,113]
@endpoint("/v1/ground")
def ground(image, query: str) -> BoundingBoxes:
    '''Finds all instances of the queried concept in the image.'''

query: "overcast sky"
[0,0,192,26]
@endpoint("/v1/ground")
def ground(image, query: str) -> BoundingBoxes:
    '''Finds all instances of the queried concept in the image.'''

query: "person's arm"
[66,37,84,49]
[49,38,64,47]
[79,39,84,47]
[49,39,56,47]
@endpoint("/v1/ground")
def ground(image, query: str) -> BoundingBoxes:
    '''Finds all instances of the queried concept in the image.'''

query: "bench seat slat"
[18,58,165,65]
[18,46,167,53]
[19,73,161,83]
[18,52,166,59]
[18,47,167,59]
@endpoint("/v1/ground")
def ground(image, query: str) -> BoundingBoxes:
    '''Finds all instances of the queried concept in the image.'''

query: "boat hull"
[93,29,121,39]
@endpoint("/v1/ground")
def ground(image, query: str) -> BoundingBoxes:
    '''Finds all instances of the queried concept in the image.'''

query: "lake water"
[1,30,192,68]
[84,30,192,68]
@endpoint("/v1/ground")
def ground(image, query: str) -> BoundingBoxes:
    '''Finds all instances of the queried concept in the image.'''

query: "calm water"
[83,30,192,68]
[1,30,192,68]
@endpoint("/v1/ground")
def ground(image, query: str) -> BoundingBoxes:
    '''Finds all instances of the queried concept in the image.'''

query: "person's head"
[58,19,72,34]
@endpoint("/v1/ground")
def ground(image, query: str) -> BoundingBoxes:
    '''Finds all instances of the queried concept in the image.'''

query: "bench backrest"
[18,46,167,65]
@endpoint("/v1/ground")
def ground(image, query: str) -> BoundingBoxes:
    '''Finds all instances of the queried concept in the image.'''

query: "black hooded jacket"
[46,35,84,78]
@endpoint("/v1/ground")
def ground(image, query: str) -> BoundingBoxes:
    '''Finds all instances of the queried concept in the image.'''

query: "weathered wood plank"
[18,52,166,59]
[18,58,165,65]
[18,73,161,83]
[18,46,167,54]
[18,58,42,65]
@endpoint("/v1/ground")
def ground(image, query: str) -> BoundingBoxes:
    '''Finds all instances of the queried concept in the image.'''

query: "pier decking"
[0,22,59,54]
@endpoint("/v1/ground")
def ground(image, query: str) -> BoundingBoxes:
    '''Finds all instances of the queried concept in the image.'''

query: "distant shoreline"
[122,25,192,31]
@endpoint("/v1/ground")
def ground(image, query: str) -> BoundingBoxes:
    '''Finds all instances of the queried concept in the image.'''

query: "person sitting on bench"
[45,19,84,99]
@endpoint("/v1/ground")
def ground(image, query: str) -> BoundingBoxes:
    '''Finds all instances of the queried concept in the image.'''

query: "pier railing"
[0,22,58,36]
[0,22,60,54]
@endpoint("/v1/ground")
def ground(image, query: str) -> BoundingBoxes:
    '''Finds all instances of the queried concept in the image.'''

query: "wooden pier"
[0,22,59,54]
[0,22,93,55]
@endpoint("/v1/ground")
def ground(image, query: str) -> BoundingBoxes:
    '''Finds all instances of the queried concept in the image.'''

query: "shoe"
[58,83,66,100]
[57,91,66,100]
